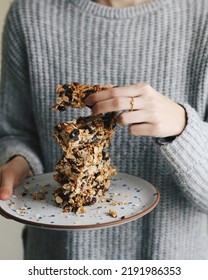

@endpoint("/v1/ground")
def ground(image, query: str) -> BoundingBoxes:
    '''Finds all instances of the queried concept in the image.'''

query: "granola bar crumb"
[108,209,118,218]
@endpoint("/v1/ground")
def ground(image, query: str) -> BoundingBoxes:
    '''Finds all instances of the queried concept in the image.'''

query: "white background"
[1,260,208,279]
[0,0,24,260]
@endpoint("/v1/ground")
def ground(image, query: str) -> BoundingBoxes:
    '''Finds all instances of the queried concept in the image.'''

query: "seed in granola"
[55,196,63,204]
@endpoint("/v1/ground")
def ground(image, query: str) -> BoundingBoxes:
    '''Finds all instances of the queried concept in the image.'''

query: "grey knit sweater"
[1,0,208,260]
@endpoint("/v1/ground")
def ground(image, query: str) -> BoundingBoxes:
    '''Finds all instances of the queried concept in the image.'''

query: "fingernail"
[84,98,91,106]
[0,193,9,200]
[0,189,12,200]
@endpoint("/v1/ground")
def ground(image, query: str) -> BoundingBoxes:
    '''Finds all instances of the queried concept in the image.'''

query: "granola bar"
[52,83,117,213]
[52,82,109,111]
[53,113,117,153]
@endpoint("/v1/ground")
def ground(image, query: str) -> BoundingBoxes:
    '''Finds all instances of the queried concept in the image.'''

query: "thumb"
[0,171,15,200]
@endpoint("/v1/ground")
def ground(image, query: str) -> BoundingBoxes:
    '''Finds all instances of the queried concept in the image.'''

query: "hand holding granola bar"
[85,83,187,138]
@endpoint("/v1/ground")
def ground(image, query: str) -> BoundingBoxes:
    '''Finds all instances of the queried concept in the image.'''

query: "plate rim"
[0,172,160,230]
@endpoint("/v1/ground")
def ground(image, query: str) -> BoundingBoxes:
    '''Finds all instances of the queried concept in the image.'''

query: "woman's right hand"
[0,156,33,200]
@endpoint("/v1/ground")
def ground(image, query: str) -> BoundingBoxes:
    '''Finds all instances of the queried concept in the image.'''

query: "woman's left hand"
[85,83,187,138]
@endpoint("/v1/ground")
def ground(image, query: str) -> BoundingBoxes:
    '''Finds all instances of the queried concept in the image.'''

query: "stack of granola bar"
[52,83,117,213]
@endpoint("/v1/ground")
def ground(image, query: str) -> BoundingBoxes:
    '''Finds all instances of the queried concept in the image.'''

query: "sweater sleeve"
[0,1,43,174]
[156,103,208,213]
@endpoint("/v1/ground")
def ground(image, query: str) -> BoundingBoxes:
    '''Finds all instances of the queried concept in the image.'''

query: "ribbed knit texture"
[1,0,208,259]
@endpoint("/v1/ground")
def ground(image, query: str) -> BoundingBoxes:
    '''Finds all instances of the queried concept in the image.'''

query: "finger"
[91,96,144,115]
[0,171,15,200]
[129,123,158,137]
[117,110,150,126]
[85,83,149,107]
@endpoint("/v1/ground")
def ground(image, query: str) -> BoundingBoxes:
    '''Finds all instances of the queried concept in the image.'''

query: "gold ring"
[130,96,135,111]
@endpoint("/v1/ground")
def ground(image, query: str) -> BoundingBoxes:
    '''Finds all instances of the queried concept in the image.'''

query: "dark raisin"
[92,135,99,144]
[59,177,69,185]
[66,158,76,165]
[94,172,101,178]
[85,197,97,206]
[54,125,61,132]
[82,124,94,134]
[74,152,81,159]
[76,116,85,124]
[72,82,79,87]
[58,105,66,111]
[71,168,80,174]
[22,191,28,197]
[69,129,80,140]
[65,87,73,100]
[62,84,69,90]
[91,197,97,205]
[72,206,79,213]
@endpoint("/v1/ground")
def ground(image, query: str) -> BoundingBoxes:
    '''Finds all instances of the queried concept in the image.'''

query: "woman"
[0,0,208,259]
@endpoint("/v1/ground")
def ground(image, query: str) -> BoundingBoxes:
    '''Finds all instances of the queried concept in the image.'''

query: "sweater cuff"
[0,140,43,175]
[156,103,206,175]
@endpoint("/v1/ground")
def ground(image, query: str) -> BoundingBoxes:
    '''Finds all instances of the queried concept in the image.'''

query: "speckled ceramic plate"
[0,172,159,230]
